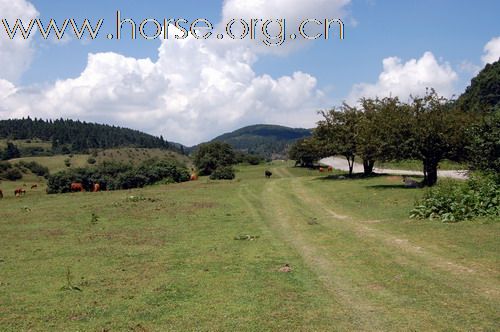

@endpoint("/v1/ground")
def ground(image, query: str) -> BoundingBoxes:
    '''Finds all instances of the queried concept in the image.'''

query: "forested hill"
[209,124,312,159]
[457,59,500,113]
[0,118,180,153]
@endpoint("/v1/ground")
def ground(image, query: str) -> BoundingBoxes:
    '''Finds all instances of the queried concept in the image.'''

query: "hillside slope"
[207,124,312,159]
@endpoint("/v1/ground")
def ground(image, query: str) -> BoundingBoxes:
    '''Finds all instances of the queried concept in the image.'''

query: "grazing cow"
[0,189,3,199]
[14,188,26,197]
[31,184,38,190]
[265,170,272,178]
[402,176,422,188]
[190,173,198,181]
[327,166,333,172]
[319,167,324,173]
[70,182,84,192]
[92,183,101,192]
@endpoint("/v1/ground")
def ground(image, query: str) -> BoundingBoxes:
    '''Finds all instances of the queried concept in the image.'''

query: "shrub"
[16,161,50,178]
[87,157,97,165]
[64,158,71,167]
[411,174,500,222]
[210,166,235,180]
[47,158,190,193]
[3,168,23,180]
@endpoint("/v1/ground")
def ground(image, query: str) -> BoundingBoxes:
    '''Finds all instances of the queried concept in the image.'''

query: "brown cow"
[70,183,84,192]
[14,188,26,197]
[31,184,38,189]
[319,167,324,173]
[0,189,3,199]
[327,166,333,172]
[92,183,101,192]
[190,173,198,181]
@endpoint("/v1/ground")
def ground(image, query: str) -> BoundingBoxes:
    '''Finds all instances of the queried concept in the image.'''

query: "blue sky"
[1,0,499,144]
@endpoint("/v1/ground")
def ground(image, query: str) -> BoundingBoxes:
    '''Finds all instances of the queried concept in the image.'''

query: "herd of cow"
[70,182,101,192]
[0,184,37,199]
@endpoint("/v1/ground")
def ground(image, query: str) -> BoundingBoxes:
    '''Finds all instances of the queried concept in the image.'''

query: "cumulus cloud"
[0,0,353,145]
[481,36,500,65]
[219,0,350,54]
[0,0,39,82]
[0,28,328,145]
[348,52,458,103]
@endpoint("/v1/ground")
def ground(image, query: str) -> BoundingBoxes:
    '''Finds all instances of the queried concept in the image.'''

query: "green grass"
[0,163,498,331]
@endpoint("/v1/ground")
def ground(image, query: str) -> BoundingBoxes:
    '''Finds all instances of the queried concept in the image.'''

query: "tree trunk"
[423,160,438,186]
[363,159,375,175]
[346,155,355,176]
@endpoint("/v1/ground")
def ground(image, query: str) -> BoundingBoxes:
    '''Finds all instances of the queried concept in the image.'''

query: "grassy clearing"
[0,163,498,331]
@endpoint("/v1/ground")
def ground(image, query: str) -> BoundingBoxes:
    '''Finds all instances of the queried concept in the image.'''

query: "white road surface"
[319,157,469,180]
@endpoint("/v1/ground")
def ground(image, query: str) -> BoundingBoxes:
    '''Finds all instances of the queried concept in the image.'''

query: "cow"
[92,183,101,192]
[319,167,324,173]
[327,166,333,172]
[190,173,198,181]
[14,188,26,197]
[0,189,3,199]
[31,184,38,190]
[265,170,272,178]
[70,182,84,192]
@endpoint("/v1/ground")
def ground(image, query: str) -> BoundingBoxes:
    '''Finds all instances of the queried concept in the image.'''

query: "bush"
[87,157,97,165]
[47,158,190,193]
[210,166,235,180]
[64,158,71,167]
[3,168,23,180]
[16,161,50,178]
[411,174,500,222]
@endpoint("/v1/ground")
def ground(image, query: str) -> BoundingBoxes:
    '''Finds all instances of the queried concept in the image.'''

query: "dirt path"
[238,167,499,330]
[320,157,469,180]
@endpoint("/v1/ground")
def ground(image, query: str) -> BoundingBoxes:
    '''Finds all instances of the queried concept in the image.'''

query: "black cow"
[265,170,273,178]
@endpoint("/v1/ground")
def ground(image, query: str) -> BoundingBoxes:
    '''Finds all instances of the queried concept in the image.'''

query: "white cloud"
[0,27,328,145]
[0,0,39,82]
[218,0,351,54]
[348,52,458,103]
[0,0,355,145]
[481,36,500,65]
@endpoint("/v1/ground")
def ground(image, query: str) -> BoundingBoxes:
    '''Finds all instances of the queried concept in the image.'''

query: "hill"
[0,118,182,157]
[457,59,500,113]
[206,124,312,159]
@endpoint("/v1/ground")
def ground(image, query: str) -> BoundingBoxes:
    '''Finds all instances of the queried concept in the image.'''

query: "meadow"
[0,162,498,331]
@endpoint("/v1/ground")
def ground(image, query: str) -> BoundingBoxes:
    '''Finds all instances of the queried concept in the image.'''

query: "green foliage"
[47,159,190,193]
[467,111,500,173]
[1,142,21,160]
[2,167,23,180]
[15,161,50,178]
[0,118,179,155]
[209,166,236,180]
[288,138,321,168]
[87,157,97,165]
[64,158,71,167]
[194,142,237,176]
[456,59,500,113]
[411,174,500,222]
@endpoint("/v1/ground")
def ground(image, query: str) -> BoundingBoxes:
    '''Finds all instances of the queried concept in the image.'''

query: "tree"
[2,142,21,160]
[193,142,237,176]
[467,110,500,173]
[369,92,470,186]
[315,104,362,176]
[288,138,321,167]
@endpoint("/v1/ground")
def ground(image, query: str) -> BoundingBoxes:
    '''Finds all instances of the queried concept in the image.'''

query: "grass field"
[0,163,498,331]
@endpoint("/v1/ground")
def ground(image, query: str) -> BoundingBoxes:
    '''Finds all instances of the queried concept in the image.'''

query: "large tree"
[288,137,321,168]
[193,142,237,176]
[315,104,362,176]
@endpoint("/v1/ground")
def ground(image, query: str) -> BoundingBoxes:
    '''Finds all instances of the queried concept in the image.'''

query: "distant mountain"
[0,118,183,156]
[457,59,500,113]
[206,124,312,159]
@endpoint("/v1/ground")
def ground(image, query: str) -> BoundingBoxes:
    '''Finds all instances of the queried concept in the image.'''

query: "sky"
[0,0,499,145]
